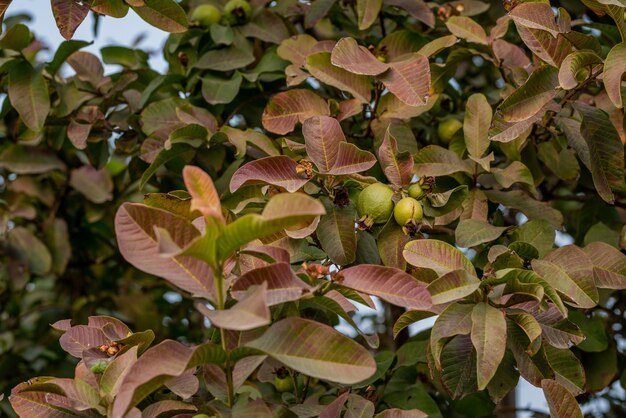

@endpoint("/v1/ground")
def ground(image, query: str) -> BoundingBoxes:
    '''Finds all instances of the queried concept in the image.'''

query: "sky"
[5,2,554,416]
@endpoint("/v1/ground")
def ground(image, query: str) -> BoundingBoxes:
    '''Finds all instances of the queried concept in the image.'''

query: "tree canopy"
[1,0,626,417]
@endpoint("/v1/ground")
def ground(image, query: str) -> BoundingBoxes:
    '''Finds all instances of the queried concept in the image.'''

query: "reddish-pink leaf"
[307,52,372,103]
[112,341,225,418]
[229,155,310,193]
[198,283,270,331]
[246,317,376,384]
[445,16,488,45]
[509,2,560,37]
[239,245,290,273]
[541,379,583,418]
[329,142,377,175]
[59,325,109,358]
[337,98,363,121]
[115,203,215,301]
[319,391,349,418]
[385,0,434,27]
[378,126,413,187]
[303,116,345,173]
[233,263,311,306]
[340,265,432,310]
[492,39,531,68]
[183,166,223,222]
[51,0,90,40]
[262,89,330,134]
[515,25,571,67]
[277,34,318,66]
[380,53,430,106]
[141,401,197,418]
[10,382,76,418]
[377,409,428,418]
[164,369,199,399]
[331,37,389,76]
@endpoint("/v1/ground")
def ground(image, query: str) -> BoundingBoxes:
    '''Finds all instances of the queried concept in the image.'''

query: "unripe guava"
[274,376,294,392]
[437,118,463,143]
[357,183,394,225]
[191,4,222,27]
[89,360,108,374]
[394,197,423,226]
[224,0,252,25]
[408,183,425,199]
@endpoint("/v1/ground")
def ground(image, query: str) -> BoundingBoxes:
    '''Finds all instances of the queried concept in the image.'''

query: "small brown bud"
[295,159,314,179]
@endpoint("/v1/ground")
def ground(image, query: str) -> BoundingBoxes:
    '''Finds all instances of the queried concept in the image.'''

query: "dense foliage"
[1,0,626,417]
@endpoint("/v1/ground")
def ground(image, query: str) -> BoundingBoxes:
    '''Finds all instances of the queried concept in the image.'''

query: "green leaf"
[131,0,188,33]
[531,245,598,309]
[430,302,474,368]
[47,39,90,75]
[568,311,608,352]
[427,269,480,305]
[463,93,492,161]
[541,379,583,418]
[439,335,477,399]
[510,219,555,257]
[140,144,194,190]
[572,102,626,204]
[498,65,559,122]
[246,317,376,384]
[0,23,30,50]
[0,144,65,174]
[393,310,435,338]
[8,60,50,132]
[403,239,476,277]
[91,0,129,18]
[497,269,568,317]
[558,50,602,90]
[317,197,356,265]
[490,161,534,188]
[604,42,626,107]
[455,220,508,248]
[544,345,585,395]
[8,227,52,275]
[356,0,382,30]
[196,42,255,71]
[413,145,473,177]
[201,73,243,105]
[582,346,618,392]
[217,193,325,260]
[485,190,563,228]
[471,303,507,390]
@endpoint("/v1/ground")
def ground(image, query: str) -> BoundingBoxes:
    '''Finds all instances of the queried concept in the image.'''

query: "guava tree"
[1,0,626,417]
